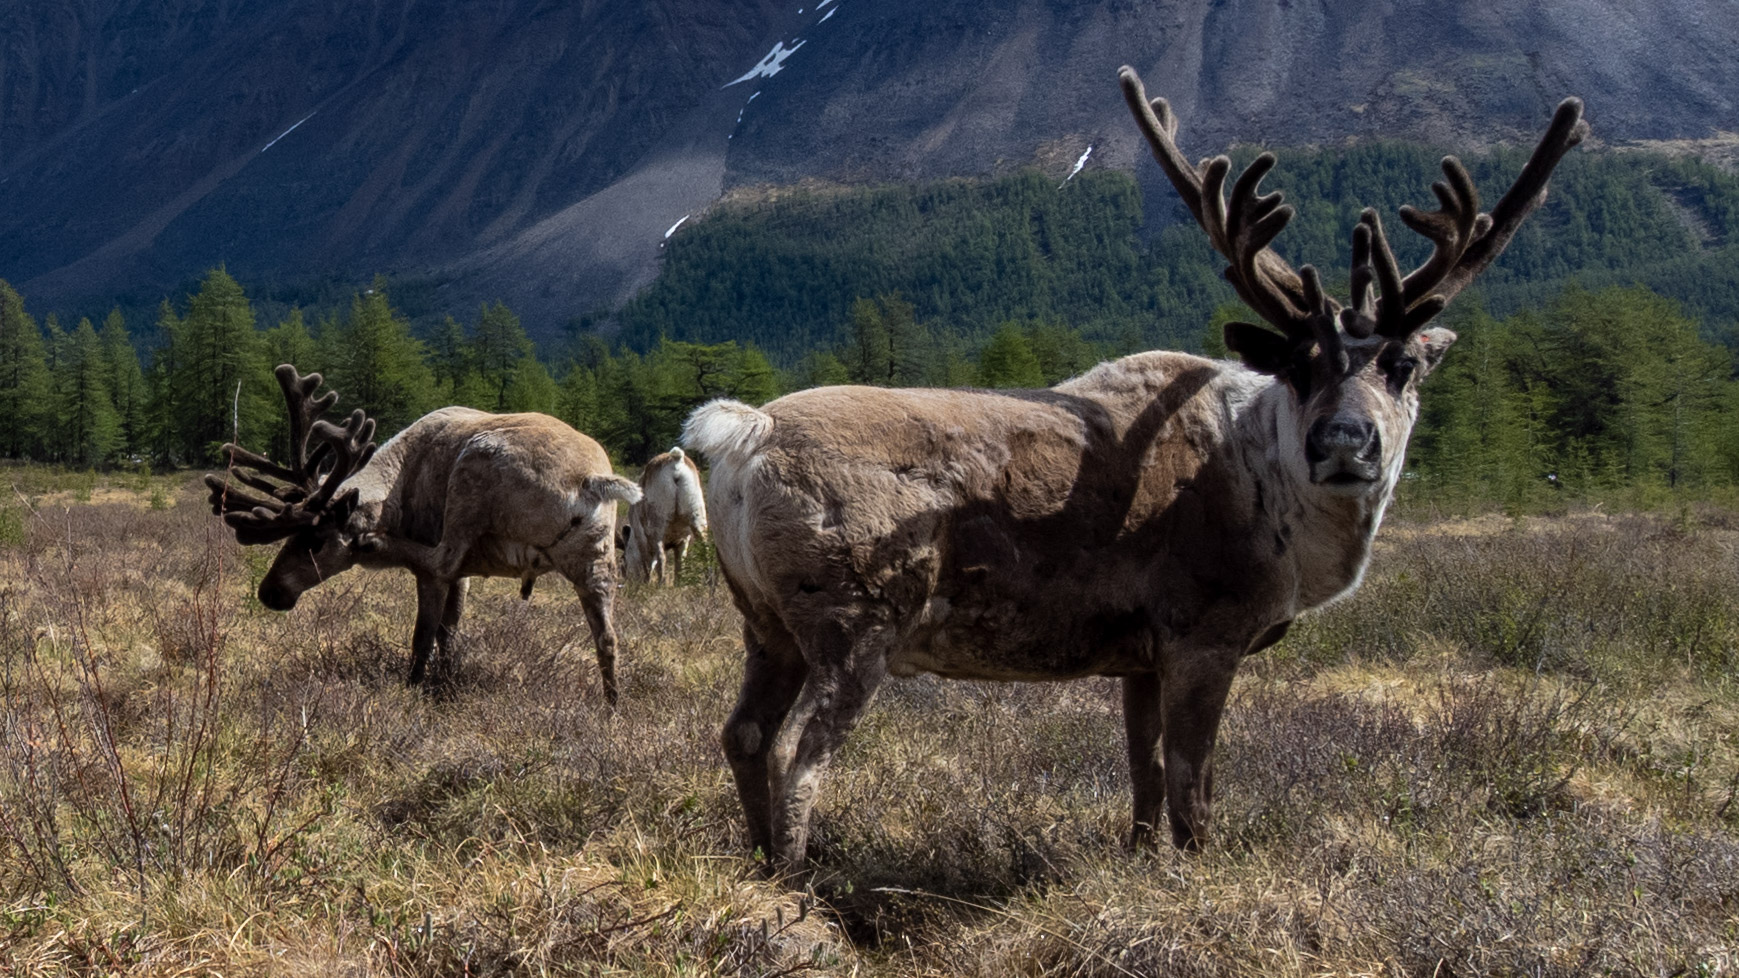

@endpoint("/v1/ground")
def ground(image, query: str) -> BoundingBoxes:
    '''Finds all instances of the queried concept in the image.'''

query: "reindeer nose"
[1306,415,1379,465]
[258,581,299,611]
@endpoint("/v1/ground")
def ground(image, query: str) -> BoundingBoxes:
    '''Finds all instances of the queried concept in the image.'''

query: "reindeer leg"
[1159,656,1238,850]
[723,621,808,862]
[438,577,468,659]
[767,618,890,872]
[670,539,687,586]
[1123,671,1166,847]
[575,580,622,705]
[409,574,451,685]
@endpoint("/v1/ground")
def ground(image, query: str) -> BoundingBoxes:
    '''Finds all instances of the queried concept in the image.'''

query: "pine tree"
[0,281,50,459]
[263,307,319,373]
[847,294,928,386]
[502,357,559,414]
[428,315,471,402]
[792,351,851,389]
[557,364,603,436]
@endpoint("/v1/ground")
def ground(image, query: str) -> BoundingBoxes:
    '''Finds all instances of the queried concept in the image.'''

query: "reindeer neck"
[342,427,411,533]
[1225,372,1394,613]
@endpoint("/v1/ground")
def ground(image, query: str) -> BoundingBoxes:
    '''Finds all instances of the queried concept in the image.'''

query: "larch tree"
[320,286,434,436]
[0,280,50,458]
[56,317,122,466]
[100,309,147,460]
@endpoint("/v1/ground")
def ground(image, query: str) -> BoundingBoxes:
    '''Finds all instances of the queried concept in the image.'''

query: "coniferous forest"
[3,141,1739,508]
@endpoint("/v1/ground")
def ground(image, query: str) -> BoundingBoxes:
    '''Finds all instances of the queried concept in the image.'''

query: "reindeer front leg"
[409,574,452,685]
[1123,672,1166,847]
[1158,654,1239,850]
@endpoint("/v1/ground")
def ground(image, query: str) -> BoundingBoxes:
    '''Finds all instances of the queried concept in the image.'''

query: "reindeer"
[681,68,1587,871]
[207,366,641,701]
[622,447,709,586]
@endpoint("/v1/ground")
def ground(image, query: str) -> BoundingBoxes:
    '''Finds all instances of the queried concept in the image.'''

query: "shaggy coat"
[229,404,640,701]
[684,334,1453,869]
[624,447,708,585]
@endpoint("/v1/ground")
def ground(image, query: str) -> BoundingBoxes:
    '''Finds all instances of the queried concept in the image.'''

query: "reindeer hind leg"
[766,615,892,872]
[722,619,808,862]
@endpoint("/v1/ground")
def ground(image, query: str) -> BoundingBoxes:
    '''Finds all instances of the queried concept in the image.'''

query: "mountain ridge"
[3,0,1736,342]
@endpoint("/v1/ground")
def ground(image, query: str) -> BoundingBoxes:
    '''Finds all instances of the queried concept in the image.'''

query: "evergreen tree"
[792,351,851,389]
[263,307,319,372]
[55,318,122,466]
[167,268,272,464]
[99,309,147,460]
[321,286,434,435]
[502,357,559,414]
[557,364,603,437]
[847,294,929,386]
[428,315,470,402]
[145,299,185,465]
[470,301,533,411]
[0,281,50,459]
[1025,322,1099,383]
[978,323,1045,388]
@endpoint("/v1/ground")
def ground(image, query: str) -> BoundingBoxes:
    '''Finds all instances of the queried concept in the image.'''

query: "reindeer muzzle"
[258,580,301,611]
[1306,415,1381,488]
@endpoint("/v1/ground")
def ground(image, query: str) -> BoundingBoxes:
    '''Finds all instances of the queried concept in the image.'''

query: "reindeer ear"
[1415,327,1458,378]
[1223,322,1295,375]
[324,487,360,526]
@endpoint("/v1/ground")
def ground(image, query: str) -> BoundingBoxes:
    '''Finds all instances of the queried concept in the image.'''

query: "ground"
[0,469,1735,976]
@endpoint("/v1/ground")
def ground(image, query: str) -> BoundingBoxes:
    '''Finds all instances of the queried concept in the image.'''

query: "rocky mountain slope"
[3,0,1736,341]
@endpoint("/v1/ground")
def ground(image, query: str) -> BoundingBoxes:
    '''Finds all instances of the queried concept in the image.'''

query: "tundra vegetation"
[0,471,1736,975]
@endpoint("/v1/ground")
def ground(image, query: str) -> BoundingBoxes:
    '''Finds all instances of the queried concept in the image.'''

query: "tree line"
[1,266,1736,508]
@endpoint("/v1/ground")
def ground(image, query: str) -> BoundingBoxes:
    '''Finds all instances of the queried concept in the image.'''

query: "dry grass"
[1,476,1736,976]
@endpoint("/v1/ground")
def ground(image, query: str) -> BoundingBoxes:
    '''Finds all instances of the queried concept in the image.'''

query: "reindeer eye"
[1387,357,1418,387]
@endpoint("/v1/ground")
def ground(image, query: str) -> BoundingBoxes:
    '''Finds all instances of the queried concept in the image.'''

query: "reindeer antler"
[1119,66,1587,350]
[205,365,377,545]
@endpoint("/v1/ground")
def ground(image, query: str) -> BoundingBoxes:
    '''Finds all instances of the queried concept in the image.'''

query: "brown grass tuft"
[1,474,1735,975]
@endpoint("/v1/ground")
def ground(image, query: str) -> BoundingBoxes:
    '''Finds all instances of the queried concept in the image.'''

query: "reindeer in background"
[682,68,1587,871]
[622,446,708,586]
[207,366,641,701]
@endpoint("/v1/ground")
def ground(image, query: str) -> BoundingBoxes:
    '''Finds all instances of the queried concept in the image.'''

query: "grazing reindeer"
[623,447,709,585]
[207,366,641,701]
[682,67,1586,870]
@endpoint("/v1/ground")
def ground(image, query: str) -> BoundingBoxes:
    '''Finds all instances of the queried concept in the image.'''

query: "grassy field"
[1,471,1736,975]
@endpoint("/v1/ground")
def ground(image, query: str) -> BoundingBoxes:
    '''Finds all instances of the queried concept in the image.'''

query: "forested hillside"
[2,139,1739,506]
[622,146,1739,360]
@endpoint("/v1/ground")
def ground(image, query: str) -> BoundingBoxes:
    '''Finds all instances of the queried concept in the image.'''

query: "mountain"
[4,0,1737,343]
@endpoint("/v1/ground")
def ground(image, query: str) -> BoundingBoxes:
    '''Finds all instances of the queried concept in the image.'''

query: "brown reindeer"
[681,68,1587,871]
[207,366,640,701]
[623,447,709,585]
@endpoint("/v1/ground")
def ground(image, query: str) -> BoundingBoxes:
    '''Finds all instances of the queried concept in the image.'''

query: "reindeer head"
[205,365,379,609]
[1120,67,1586,496]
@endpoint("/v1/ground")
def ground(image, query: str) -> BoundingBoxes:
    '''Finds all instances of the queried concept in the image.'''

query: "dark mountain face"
[4,0,1737,341]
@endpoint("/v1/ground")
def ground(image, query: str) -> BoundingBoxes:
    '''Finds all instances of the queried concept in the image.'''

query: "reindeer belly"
[889,575,1157,681]
[460,540,555,580]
